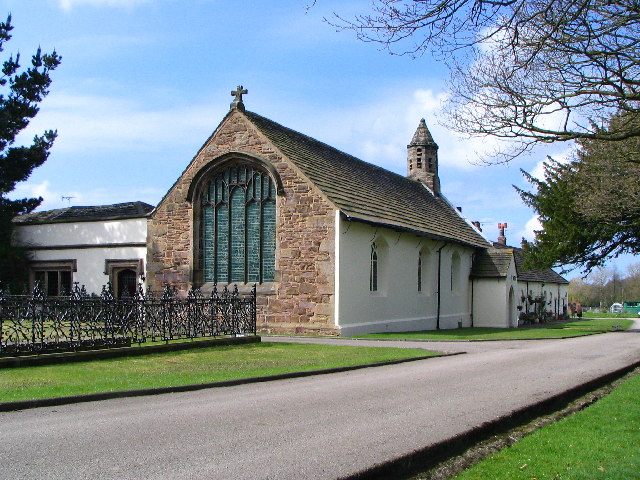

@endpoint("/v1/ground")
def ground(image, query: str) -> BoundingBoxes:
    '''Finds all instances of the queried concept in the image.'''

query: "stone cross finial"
[230,85,248,111]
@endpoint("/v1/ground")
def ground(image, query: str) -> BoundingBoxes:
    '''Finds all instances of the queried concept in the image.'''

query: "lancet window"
[370,242,378,292]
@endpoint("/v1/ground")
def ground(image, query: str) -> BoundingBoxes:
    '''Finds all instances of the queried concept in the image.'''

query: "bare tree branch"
[331,0,640,161]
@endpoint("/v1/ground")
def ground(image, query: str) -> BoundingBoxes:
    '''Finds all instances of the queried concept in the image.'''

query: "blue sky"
[3,0,637,278]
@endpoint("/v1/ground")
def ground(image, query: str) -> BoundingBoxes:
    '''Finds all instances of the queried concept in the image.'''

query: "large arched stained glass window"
[201,164,276,284]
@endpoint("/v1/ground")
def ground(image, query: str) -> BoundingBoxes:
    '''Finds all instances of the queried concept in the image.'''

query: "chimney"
[497,223,508,245]
[472,221,482,232]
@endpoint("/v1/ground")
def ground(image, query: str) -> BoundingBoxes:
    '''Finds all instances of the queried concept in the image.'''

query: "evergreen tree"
[0,14,60,289]
[516,113,640,274]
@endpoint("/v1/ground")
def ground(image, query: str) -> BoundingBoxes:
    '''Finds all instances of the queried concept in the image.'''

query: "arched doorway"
[117,268,137,297]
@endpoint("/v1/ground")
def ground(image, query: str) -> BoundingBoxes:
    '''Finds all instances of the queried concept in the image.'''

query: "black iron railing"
[0,283,257,356]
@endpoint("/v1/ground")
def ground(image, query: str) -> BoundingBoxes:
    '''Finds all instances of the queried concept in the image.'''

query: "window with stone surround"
[30,260,76,296]
[200,164,276,284]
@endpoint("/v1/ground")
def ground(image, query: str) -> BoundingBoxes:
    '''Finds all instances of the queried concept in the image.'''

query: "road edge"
[342,359,640,480]
[0,352,463,412]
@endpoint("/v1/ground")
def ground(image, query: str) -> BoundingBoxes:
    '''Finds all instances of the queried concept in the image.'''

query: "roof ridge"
[244,109,489,248]
[50,207,71,220]
[13,201,154,225]
[244,110,422,188]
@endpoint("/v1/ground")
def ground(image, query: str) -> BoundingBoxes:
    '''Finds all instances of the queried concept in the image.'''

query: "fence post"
[101,282,115,346]
[0,287,5,354]
[231,285,239,336]
[32,282,46,352]
[252,283,257,334]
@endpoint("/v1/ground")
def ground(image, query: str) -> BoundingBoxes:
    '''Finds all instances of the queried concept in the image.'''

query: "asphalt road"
[1,329,638,480]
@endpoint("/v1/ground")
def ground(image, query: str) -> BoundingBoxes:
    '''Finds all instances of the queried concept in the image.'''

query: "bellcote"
[407,119,440,195]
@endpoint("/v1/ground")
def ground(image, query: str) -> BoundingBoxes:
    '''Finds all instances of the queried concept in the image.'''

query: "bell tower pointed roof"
[409,118,437,147]
[407,118,440,194]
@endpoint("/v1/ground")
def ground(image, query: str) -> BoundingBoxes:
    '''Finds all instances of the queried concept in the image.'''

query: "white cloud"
[10,180,72,211]
[291,87,483,174]
[10,180,164,211]
[12,180,56,201]
[529,147,573,180]
[517,215,542,242]
[16,90,224,155]
[11,84,522,213]
[58,0,150,10]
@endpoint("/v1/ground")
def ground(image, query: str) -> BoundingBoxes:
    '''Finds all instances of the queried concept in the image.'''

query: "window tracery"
[200,164,276,284]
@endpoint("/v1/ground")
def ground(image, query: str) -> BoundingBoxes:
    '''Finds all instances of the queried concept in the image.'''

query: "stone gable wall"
[147,111,337,335]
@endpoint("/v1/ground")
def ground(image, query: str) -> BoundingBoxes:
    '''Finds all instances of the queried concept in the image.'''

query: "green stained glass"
[247,201,260,282]
[215,177,224,203]
[201,164,276,284]
[261,174,270,201]
[230,187,246,282]
[216,203,229,282]
[254,172,262,200]
[262,200,276,282]
[202,205,215,283]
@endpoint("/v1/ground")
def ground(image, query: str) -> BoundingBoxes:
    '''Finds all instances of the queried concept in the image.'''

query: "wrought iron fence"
[0,282,257,356]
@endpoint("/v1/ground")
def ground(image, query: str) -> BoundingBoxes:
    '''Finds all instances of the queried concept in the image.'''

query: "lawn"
[582,311,639,319]
[0,342,435,403]
[352,318,633,341]
[451,372,640,480]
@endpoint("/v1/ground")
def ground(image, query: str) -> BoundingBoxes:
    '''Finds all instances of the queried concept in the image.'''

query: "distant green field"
[353,318,633,340]
[582,311,639,319]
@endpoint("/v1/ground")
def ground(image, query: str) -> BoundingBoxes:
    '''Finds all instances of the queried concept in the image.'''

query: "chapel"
[147,87,488,335]
[13,87,568,334]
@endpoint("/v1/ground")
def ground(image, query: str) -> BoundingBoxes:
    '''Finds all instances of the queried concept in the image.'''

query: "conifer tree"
[516,113,640,274]
[0,14,60,288]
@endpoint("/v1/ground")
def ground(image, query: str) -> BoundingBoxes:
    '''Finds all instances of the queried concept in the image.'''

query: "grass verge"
[0,342,435,403]
[448,371,639,480]
[353,318,633,341]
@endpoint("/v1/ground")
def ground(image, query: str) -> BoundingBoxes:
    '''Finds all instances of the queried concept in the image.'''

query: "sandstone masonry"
[147,110,338,335]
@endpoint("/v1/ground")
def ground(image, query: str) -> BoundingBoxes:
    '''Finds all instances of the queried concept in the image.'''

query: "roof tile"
[13,201,154,225]
[245,111,489,248]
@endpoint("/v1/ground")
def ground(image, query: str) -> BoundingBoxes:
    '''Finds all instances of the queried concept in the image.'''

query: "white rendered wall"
[517,280,569,319]
[15,218,147,246]
[336,217,475,336]
[472,278,507,328]
[13,218,147,295]
[472,256,518,328]
[22,246,147,294]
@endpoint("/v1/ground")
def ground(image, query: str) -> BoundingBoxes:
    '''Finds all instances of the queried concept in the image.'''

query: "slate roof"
[511,246,569,284]
[471,248,514,278]
[244,111,490,249]
[13,201,154,225]
[472,242,568,284]
[409,119,438,147]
